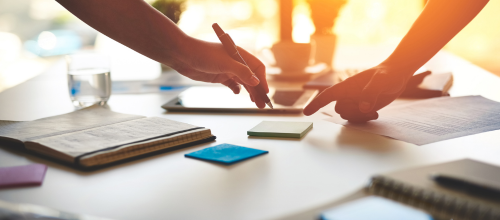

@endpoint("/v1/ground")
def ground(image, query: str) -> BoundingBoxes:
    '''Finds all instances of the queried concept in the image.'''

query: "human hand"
[303,65,418,122]
[167,37,269,108]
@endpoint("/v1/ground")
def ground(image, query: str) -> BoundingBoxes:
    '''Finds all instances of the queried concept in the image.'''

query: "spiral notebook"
[367,159,500,220]
[0,106,215,169]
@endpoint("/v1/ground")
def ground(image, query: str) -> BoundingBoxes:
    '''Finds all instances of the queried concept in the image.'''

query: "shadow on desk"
[335,127,405,152]
[305,126,405,153]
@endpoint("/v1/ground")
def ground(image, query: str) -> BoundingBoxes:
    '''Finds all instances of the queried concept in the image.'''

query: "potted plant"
[150,0,186,24]
[308,0,346,67]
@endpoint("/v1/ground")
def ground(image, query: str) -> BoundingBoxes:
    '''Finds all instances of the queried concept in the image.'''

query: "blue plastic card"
[185,143,268,165]
[321,196,433,220]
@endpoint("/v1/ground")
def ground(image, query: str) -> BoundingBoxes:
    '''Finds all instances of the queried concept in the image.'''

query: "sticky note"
[321,196,432,220]
[185,143,268,165]
[0,164,48,189]
[247,121,313,138]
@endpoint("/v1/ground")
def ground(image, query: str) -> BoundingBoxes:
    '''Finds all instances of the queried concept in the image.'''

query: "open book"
[0,106,215,168]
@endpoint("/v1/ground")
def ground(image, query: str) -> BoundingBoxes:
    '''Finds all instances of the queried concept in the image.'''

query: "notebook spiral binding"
[367,175,500,220]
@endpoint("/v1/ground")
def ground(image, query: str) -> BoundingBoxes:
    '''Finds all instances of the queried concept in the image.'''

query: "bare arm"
[56,0,185,67]
[304,0,489,120]
[383,0,489,73]
[56,0,269,108]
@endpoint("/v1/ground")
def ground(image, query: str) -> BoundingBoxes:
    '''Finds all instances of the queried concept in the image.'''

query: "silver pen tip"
[266,102,274,109]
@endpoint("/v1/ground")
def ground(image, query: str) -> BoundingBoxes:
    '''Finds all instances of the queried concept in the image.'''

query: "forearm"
[56,0,189,66]
[382,0,489,75]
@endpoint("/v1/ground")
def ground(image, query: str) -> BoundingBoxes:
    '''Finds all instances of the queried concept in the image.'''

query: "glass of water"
[66,53,111,107]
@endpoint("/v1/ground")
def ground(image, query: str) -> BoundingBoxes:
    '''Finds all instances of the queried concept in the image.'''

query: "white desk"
[1,46,500,220]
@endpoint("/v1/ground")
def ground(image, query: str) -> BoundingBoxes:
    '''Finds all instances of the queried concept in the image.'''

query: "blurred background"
[0,0,499,92]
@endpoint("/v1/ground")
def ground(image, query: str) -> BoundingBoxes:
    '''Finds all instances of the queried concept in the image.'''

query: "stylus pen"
[430,173,500,198]
[212,23,273,109]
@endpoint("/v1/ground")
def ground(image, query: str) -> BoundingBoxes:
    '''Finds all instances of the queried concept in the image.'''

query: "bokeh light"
[366,0,386,20]
[29,0,67,20]
[178,4,206,35]
[256,0,278,18]
[1,0,500,94]
[230,1,253,21]
[0,32,22,62]
[445,0,500,74]
[334,0,422,46]
[292,1,315,43]
[37,31,57,50]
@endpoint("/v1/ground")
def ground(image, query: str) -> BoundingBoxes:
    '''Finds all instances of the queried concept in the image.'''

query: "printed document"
[325,96,500,145]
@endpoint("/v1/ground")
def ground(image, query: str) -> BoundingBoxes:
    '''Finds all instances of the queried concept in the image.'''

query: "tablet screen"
[176,86,317,110]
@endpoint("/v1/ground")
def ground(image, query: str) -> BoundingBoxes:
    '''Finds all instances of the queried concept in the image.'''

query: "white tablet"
[162,86,318,113]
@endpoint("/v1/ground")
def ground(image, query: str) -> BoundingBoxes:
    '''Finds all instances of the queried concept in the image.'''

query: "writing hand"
[303,65,415,122]
[168,37,269,108]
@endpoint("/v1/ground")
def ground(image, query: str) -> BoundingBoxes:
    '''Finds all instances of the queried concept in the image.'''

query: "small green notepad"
[247,121,313,138]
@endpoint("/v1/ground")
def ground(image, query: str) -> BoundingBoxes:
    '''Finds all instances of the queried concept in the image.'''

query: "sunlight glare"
[178,4,206,35]
[231,1,253,21]
[255,31,273,50]
[468,35,489,55]
[256,0,278,18]
[0,32,21,62]
[366,0,386,20]
[292,3,315,43]
[29,0,67,20]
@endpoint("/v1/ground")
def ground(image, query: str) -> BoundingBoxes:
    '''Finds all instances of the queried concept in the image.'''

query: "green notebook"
[247,121,313,138]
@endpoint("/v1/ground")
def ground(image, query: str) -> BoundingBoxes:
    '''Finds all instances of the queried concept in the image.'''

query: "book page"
[26,117,203,158]
[0,105,144,142]
[325,96,500,145]
[80,128,213,167]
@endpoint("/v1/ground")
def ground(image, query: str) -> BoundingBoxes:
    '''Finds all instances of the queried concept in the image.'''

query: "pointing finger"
[303,84,346,116]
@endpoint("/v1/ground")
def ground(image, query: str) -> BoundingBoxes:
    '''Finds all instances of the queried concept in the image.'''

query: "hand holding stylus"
[212,23,273,109]
[56,0,270,109]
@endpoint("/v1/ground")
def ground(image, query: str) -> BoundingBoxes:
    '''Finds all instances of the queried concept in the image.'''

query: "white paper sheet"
[324,96,500,145]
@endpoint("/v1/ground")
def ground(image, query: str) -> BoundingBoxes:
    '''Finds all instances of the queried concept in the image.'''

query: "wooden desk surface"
[1,46,500,220]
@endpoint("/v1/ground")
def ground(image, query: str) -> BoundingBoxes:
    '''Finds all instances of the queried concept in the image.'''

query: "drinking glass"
[66,53,111,107]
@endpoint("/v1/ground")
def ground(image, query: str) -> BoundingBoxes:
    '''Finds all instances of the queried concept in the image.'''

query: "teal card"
[247,121,313,138]
[185,143,268,165]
